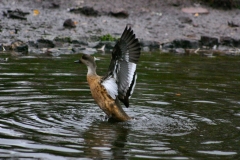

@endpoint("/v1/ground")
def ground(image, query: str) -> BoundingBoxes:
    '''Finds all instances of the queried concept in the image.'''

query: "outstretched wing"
[101,25,141,107]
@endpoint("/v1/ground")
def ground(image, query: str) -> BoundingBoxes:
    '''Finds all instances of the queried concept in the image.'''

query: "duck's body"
[76,25,141,122]
[87,74,131,121]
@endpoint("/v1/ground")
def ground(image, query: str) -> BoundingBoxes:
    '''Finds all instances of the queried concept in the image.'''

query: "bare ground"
[0,0,240,53]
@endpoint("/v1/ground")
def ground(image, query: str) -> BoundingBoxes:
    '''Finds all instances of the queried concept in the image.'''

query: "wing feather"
[101,77,118,99]
[101,25,141,107]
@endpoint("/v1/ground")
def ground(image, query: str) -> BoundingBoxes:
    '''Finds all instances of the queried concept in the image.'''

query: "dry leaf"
[33,9,40,16]
[74,21,78,25]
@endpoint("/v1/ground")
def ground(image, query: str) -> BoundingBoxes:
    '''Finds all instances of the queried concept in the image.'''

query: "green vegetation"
[199,0,240,9]
[54,36,71,43]
[99,34,118,41]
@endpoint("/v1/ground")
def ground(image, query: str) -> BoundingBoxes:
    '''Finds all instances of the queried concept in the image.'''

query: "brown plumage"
[75,25,141,122]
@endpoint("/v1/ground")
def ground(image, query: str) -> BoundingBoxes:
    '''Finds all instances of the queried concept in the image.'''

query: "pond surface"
[0,52,240,159]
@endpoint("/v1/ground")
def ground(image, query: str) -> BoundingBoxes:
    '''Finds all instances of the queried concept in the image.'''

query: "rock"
[4,9,30,20]
[178,16,192,24]
[63,19,76,28]
[72,47,86,53]
[42,35,56,41]
[37,39,55,48]
[49,2,60,8]
[218,45,232,51]
[69,6,99,16]
[162,39,199,50]
[14,43,28,54]
[200,36,218,47]
[175,48,185,54]
[28,41,38,48]
[81,48,97,55]
[43,48,61,56]
[88,41,100,48]
[58,48,75,55]
[161,48,173,53]
[161,42,174,49]
[173,39,199,49]
[192,23,199,27]
[142,46,150,52]
[151,12,162,16]
[8,13,27,20]
[110,9,129,18]
[178,24,185,28]
[220,36,240,47]
[28,48,42,55]
[234,39,240,47]
[228,21,239,27]
[10,40,28,54]
[140,40,160,49]
[225,50,240,56]
[71,36,89,46]
[170,0,182,7]
[220,36,233,46]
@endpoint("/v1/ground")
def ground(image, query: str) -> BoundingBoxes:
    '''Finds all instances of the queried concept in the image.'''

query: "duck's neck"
[87,65,97,76]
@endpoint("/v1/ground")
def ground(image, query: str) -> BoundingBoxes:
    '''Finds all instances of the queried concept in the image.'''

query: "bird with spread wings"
[75,25,141,122]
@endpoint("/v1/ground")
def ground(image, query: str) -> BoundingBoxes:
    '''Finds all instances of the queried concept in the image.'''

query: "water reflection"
[82,121,129,159]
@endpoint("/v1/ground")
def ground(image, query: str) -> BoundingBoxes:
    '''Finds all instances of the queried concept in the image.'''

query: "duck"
[0,58,8,62]
[75,25,141,122]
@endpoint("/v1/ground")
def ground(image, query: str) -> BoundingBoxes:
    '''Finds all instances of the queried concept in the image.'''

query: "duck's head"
[75,54,97,75]
[75,54,96,66]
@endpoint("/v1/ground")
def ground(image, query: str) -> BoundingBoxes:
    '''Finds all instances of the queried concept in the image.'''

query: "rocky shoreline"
[1,0,240,56]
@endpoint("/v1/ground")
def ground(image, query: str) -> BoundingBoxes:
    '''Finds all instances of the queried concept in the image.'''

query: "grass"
[99,34,118,41]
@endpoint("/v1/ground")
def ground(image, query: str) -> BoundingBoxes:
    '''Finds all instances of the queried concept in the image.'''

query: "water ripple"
[197,150,237,156]
[0,54,239,159]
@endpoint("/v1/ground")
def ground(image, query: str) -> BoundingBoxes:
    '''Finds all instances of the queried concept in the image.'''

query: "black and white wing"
[101,25,141,107]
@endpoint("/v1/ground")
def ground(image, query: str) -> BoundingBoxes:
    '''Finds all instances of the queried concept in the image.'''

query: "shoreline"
[0,0,240,56]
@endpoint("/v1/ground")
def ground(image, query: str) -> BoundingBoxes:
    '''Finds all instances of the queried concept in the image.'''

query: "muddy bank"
[0,0,240,56]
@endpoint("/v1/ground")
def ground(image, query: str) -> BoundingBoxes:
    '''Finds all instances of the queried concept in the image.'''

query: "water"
[0,52,240,159]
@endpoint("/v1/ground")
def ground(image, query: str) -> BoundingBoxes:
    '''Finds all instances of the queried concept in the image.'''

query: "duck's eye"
[82,55,88,60]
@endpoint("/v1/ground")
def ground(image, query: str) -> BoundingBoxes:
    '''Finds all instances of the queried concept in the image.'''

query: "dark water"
[0,52,240,159]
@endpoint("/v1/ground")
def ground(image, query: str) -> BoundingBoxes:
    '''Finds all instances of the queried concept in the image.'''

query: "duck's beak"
[74,60,81,63]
